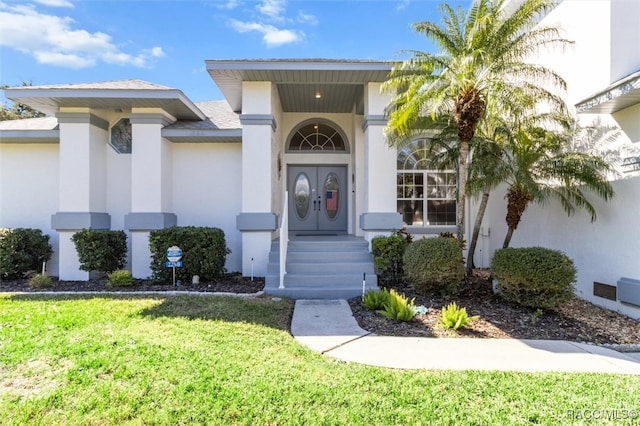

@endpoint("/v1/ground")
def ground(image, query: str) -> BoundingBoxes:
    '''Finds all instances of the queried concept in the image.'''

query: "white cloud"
[33,51,94,68]
[217,0,239,10]
[396,0,410,11]
[227,0,312,47]
[297,10,318,26]
[34,0,74,7]
[0,3,164,69]
[257,0,285,21]
[230,19,302,47]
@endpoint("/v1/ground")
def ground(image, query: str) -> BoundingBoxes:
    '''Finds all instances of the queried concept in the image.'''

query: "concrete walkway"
[291,299,640,375]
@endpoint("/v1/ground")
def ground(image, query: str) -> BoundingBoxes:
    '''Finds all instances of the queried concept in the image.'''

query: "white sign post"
[166,246,183,286]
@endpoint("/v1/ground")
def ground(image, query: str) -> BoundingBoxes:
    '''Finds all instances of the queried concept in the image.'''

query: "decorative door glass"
[323,172,340,219]
[294,173,310,219]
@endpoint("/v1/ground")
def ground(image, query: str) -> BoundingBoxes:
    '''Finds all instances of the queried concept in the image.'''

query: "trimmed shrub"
[0,228,53,279]
[107,270,134,287]
[371,229,412,287]
[149,226,230,283]
[403,237,465,296]
[491,247,577,309]
[71,229,127,274]
[29,274,53,289]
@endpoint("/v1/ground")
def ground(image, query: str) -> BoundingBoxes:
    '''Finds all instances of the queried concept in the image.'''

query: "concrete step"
[269,250,373,263]
[265,286,372,299]
[267,261,375,275]
[265,235,378,299]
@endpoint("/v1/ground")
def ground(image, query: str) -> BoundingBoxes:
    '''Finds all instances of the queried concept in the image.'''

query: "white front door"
[288,165,347,233]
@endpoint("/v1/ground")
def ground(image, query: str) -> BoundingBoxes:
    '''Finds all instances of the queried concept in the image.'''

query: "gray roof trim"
[205,59,394,72]
[206,59,394,113]
[0,130,60,144]
[576,69,640,114]
[56,112,109,130]
[4,84,206,121]
[162,128,242,143]
[362,115,388,131]
[239,114,277,131]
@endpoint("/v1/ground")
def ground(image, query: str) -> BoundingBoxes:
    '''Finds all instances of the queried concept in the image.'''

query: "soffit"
[206,59,393,113]
[576,70,640,114]
[3,80,205,120]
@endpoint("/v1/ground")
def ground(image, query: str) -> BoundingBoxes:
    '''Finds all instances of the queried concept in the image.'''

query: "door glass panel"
[294,173,310,219]
[323,172,340,219]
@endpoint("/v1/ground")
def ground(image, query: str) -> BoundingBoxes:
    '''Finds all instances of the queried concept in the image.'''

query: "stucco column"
[360,83,402,242]
[237,82,277,277]
[51,112,110,280]
[125,111,177,279]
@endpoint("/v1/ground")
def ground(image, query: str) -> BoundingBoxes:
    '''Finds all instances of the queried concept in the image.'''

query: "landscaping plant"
[107,270,134,287]
[71,229,127,275]
[28,273,52,289]
[362,288,391,311]
[439,302,479,330]
[371,229,412,287]
[491,247,577,309]
[378,288,416,322]
[403,236,465,296]
[0,228,53,279]
[149,226,230,283]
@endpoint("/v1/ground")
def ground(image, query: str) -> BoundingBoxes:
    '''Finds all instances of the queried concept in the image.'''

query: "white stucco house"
[1,0,639,316]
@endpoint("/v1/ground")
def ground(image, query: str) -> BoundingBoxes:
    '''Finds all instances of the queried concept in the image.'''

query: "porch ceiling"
[205,59,393,114]
[576,69,640,114]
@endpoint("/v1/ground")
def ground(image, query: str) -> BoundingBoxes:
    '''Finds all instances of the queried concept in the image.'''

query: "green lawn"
[1,294,638,425]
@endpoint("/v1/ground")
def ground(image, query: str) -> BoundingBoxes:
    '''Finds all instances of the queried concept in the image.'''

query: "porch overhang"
[575,69,640,114]
[205,59,394,114]
[3,80,206,121]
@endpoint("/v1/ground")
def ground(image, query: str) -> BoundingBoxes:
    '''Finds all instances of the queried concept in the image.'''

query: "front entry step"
[264,235,378,299]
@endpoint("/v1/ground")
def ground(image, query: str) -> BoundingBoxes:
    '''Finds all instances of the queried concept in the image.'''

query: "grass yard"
[1,294,639,425]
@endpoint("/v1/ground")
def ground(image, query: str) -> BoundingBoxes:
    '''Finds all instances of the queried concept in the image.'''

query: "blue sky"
[1,0,470,103]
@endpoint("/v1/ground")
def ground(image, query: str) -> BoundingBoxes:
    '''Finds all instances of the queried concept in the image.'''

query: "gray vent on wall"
[618,277,640,307]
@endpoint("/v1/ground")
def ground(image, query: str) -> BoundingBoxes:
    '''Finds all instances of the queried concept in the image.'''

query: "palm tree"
[501,117,615,248]
[383,0,571,247]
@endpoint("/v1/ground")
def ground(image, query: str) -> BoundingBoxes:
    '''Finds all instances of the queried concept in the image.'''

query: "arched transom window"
[288,122,347,152]
[397,139,457,227]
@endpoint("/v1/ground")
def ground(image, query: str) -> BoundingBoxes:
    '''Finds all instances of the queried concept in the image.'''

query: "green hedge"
[371,230,412,287]
[403,237,465,296]
[71,229,127,274]
[0,228,53,279]
[149,226,230,283]
[491,247,577,309]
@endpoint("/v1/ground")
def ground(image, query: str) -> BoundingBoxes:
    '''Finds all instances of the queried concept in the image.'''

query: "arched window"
[397,139,457,226]
[287,121,347,152]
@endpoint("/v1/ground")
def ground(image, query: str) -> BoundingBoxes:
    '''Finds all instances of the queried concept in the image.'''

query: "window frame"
[396,138,458,233]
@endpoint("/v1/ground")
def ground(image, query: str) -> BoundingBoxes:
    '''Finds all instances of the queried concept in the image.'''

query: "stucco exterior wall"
[611,0,640,81]
[172,142,243,272]
[0,143,60,275]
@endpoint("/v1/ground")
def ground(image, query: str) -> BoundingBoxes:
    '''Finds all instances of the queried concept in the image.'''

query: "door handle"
[317,195,321,210]
[313,199,317,211]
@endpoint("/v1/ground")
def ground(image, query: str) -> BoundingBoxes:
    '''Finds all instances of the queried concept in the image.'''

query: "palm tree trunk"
[502,188,532,248]
[466,189,490,276]
[502,226,515,248]
[456,139,470,248]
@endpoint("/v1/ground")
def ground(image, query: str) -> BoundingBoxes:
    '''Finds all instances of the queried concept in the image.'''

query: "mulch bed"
[348,270,640,350]
[0,273,265,294]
